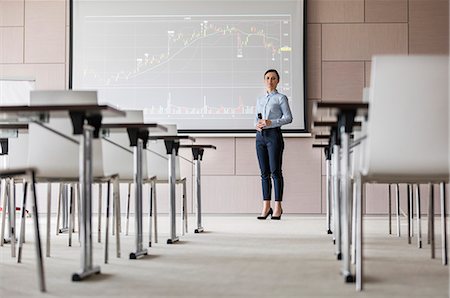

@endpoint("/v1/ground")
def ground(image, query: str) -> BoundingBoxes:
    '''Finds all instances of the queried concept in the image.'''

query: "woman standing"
[255,69,293,220]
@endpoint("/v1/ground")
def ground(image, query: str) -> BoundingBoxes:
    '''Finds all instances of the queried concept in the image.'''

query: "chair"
[102,110,157,252]
[26,90,120,259]
[146,124,188,242]
[355,55,449,290]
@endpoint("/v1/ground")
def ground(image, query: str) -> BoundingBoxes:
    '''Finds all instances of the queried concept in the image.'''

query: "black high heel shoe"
[257,208,273,220]
[271,209,283,220]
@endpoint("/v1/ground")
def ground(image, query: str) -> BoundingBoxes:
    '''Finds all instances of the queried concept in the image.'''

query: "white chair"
[102,110,157,251]
[0,78,33,254]
[27,90,120,260]
[355,55,449,290]
[146,124,188,242]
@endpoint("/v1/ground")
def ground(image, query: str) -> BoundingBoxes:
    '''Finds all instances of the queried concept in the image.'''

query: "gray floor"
[0,214,448,297]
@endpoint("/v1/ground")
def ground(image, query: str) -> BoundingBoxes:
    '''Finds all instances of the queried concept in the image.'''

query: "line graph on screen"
[80,14,292,121]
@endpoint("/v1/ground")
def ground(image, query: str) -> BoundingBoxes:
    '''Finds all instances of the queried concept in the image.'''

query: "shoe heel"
[257,208,273,220]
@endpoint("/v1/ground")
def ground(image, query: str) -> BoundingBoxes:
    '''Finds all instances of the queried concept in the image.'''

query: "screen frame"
[69,0,308,134]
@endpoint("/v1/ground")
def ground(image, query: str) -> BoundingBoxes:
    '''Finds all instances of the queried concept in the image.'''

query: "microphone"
[257,113,262,120]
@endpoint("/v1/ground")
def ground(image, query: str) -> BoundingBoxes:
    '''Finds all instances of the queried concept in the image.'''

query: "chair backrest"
[30,90,98,106]
[103,110,143,124]
[1,78,34,169]
[362,55,449,180]
[146,124,181,180]
[0,78,34,105]
[27,90,105,178]
[102,110,148,180]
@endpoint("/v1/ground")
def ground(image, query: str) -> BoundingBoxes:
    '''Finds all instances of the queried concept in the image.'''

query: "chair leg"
[148,182,152,247]
[415,185,422,248]
[17,181,28,263]
[407,184,411,244]
[113,177,121,258]
[68,184,74,247]
[388,184,392,235]
[351,179,357,265]
[104,180,111,264]
[46,183,51,257]
[98,183,102,243]
[430,184,435,259]
[396,184,401,237]
[30,171,46,292]
[183,179,187,235]
[410,184,414,238]
[76,184,81,243]
[10,178,16,257]
[180,182,184,236]
[428,183,432,245]
[56,183,63,236]
[439,182,447,265]
[1,178,9,246]
[112,186,115,237]
[153,180,158,244]
[126,183,131,236]
[355,176,363,291]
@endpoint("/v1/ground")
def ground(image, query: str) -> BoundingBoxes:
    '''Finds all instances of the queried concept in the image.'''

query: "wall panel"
[409,0,449,54]
[24,0,65,63]
[307,0,364,23]
[306,24,322,99]
[0,27,23,63]
[0,0,24,26]
[322,24,408,61]
[322,61,364,101]
[365,0,408,23]
[0,63,65,88]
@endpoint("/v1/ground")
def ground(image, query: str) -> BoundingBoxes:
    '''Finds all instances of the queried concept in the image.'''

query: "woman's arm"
[271,95,293,127]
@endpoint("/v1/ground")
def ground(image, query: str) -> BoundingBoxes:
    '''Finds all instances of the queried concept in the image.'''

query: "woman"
[255,69,292,220]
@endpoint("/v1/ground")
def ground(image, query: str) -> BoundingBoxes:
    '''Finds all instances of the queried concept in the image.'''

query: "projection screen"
[72,0,305,132]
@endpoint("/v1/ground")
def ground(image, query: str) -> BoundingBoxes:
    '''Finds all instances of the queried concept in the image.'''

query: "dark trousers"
[256,127,284,201]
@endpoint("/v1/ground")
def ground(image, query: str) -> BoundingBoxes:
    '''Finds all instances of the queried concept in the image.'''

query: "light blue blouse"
[254,90,293,129]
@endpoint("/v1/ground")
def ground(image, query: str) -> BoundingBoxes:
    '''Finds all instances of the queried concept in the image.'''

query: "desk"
[148,135,195,244]
[102,123,167,259]
[0,105,125,281]
[179,144,216,233]
[312,102,368,283]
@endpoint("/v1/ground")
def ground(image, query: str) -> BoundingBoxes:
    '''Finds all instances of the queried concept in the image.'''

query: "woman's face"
[264,72,279,92]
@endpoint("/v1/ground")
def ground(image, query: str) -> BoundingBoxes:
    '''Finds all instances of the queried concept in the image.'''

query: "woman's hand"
[257,119,272,130]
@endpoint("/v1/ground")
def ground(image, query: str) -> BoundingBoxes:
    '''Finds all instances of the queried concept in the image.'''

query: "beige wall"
[1,0,448,214]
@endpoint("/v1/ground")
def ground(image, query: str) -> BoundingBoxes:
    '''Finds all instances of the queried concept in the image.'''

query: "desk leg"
[332,145,341,259]
[194,159,203,233]
[326,159,332,235]
[130,140,148,259]
[167,147,179,244]
[72,125,100,281]
[340,132,353,282]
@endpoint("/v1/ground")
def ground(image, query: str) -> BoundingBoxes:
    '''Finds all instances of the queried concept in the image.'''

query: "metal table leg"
[325,153,332,235]
[167,144,179,244]
[194,158,203,233]
[332,145,341,259]
[130,139,148,259]
[72,125,101,281]
[340,130,353,282]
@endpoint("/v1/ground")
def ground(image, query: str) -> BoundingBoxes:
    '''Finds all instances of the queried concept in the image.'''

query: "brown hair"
[264,69,280,80]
